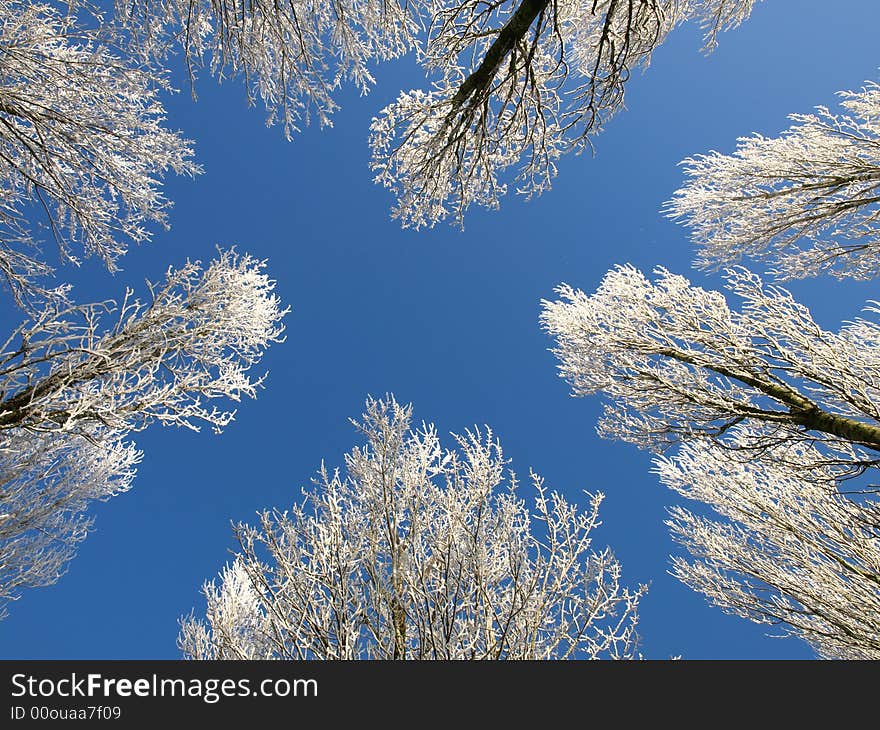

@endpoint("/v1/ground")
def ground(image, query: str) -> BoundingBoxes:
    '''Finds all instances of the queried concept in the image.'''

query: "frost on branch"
[0,249,286,615]
[116,0,422,138]
[541,264,880,473]
[0,0,198,306]
[656,428,880,659]
[179,395,645,660]
[0,248,287,437]
[668,83,880,280]
[370,0,760,228]
[370,0,680,228]
[690,0,759,51]
[0,428,139,618]
[117,0,761,227]
[542,265,880,658]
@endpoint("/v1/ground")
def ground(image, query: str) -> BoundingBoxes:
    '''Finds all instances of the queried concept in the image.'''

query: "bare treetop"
[543,264,880,657]
[180,396,646,659]
[542,265,880,473]
[370,0,685,227]
[370,0,759,226]
[669,83,880,280]
[658,427,880,660]
[0,0,198,306]
[0,249,287,616]
[0,428,139,619]
[115,0,760,227]
[0,249,287,437]
[116,0,424,137]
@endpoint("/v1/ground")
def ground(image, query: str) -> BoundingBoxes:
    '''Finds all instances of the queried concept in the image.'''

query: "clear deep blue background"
[1,0,877,659]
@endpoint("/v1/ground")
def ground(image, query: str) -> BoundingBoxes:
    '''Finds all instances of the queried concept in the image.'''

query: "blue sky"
[1,0,877,659]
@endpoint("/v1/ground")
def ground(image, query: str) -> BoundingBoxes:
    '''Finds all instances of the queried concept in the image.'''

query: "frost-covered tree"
[542,266,880,658]
[668,82,880,280]
[541,265,880,469]
[179,396,645,660]
[0,429,139,619]
[540,61,880,659]
[370,0,758,227]
[116,0,760,226]
[116,0,422,139]
[0,0,198,306]
[656,429,880,660]
[627,84,880,656]
[0,249,286,436]
[0,249,287,616]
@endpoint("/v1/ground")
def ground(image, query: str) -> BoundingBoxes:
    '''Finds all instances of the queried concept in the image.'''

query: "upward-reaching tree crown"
[113,0,761,226]
[0,249,287,617]
[668,83,880,280]
[543,79,880,658]
[0,0,198,305]
[180,396,646,660]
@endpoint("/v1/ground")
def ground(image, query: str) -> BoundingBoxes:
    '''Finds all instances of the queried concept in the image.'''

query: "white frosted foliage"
[0,428,139,618]
[0,249,287,615]
[542,264,880,471]
[117,0,422,138]
[180,396,645,659]
[0,0,198,304]
[656,430,880,660]
[669,83,880,279]
[116,0,760,226]
[369,0,759,227]
[543,264,880,657]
